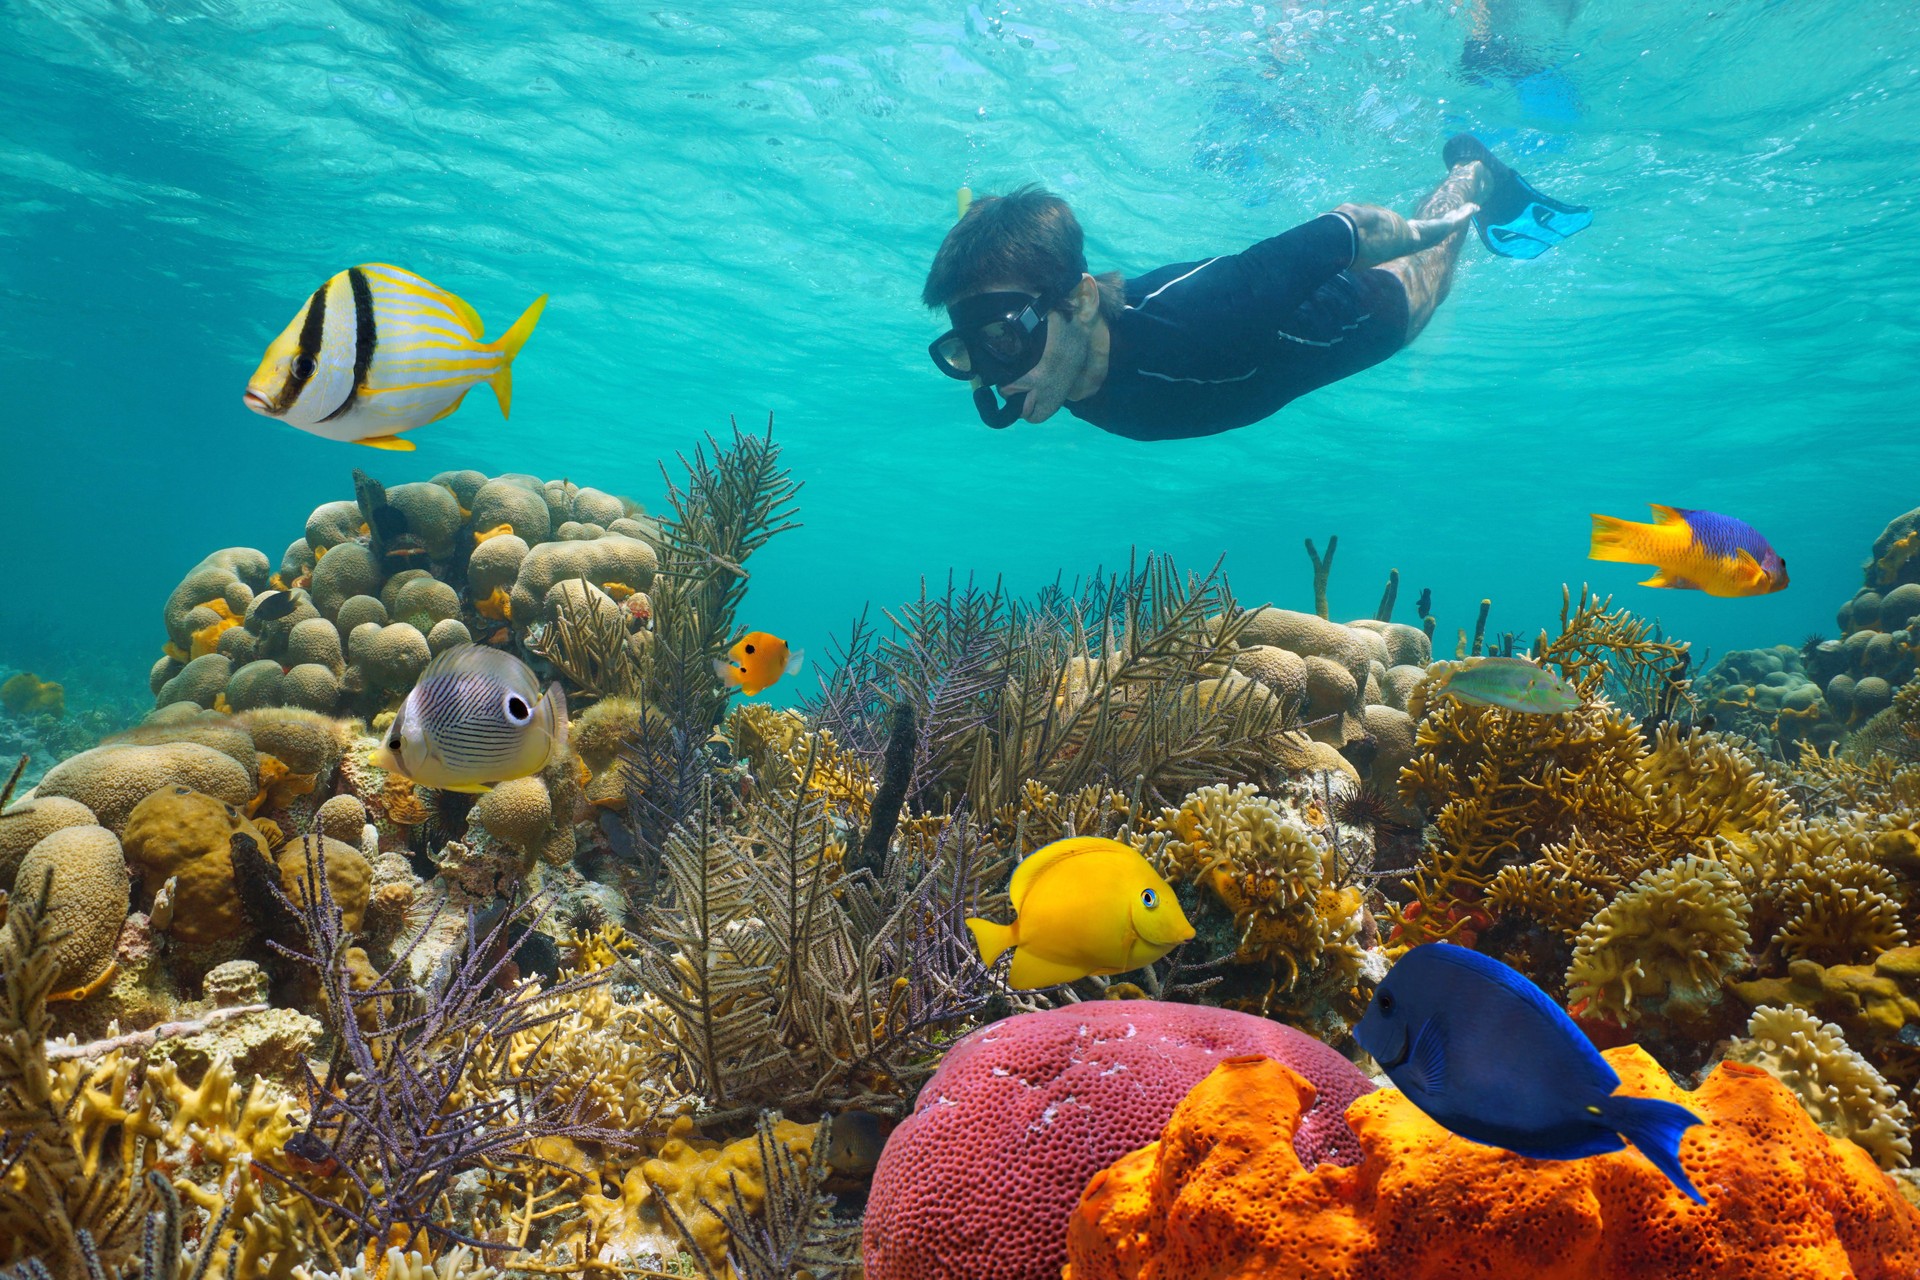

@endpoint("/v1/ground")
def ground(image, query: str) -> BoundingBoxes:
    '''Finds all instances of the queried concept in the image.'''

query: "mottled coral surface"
[1065,1047,1920,1280]
[862,1000,1374,1280]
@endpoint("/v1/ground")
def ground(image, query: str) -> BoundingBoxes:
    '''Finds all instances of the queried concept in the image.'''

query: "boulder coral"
[35,741,254,833]
[121,786,271,947]
[1064,1047,1920,1280]
[861,1000,1373,1280]
[0,795,97,886]
[12,824,130,992]
[153,470,661,721]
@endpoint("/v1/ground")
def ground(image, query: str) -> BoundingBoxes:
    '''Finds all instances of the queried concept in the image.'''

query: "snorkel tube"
[972,379,1026,428]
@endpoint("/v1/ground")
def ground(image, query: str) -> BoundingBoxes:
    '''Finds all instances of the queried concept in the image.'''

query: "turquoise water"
[5,0,1919,705]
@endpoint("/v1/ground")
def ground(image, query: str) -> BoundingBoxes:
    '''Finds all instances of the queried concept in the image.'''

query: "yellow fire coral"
[1565,854,1752,1024]
[1728,820,1908,967]
[1151,783,1362,1021]
[571,1115,819,1269]
[1727,1004,1913,1171]
[0,672,65,719]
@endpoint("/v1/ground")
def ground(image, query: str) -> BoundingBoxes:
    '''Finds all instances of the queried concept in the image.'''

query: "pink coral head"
[862,1000,1373,1280]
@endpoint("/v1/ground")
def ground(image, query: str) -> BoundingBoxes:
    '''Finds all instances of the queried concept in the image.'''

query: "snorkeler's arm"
[1224,213,1367,323]
[1334,201,1478,270]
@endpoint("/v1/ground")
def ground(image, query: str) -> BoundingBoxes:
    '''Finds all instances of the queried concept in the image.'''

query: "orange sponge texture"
[1065,1047,1920,1280]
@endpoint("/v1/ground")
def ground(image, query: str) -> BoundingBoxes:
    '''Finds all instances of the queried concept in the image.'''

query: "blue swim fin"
[1444,133,1591,260]
[1598,1092,1707,1204]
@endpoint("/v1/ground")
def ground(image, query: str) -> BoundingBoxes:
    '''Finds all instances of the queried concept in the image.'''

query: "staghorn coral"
[1727,1004,1912,1170]
[1565,854,1752,1024]
[1062,1048,1920,1280]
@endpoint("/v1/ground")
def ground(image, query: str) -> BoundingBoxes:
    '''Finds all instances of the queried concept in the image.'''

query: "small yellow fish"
[967,836,1195,989]
[244,263,546,452]
[714,631,803,697]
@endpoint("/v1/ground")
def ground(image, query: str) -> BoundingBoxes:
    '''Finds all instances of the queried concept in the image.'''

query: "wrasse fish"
[714,631,803,697]
[966,836,1195,990]
[1589,505,1787,598]
[373,643,568,793]
[244,263,546,452]
[1435,656,1581,715]
[1355,943,1706,1204]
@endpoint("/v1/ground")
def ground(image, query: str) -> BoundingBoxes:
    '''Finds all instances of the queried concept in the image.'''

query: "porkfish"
[966,836,1195,989]
[1589,505,1787,598]
[244,263,546,451]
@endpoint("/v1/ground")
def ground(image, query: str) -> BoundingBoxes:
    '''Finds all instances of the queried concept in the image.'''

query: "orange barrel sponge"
[862,1001,1374,1280]
[1065,1047,1920,1280]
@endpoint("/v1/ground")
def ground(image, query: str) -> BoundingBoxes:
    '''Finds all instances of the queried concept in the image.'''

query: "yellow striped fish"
[243,263,546,452]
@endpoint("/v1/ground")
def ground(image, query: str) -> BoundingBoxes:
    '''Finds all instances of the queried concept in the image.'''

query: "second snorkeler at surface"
[924,134,1587,437]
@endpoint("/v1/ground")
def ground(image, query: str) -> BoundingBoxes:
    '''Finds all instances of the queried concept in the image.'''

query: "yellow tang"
[244,263,546,452]
[966,836,1195,990]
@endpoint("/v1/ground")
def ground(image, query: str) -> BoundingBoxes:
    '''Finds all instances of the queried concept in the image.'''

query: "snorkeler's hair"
[923,185,1125,321]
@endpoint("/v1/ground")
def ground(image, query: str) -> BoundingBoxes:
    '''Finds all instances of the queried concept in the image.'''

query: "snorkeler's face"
[998,277,1097,423]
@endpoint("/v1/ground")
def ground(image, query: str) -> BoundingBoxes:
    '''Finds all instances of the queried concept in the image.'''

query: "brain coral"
[36,741,254,833]
[13,824,131,990]
[862,1000,1373,1280]
[0,795,97,885]
[1063,1047,1920,1280]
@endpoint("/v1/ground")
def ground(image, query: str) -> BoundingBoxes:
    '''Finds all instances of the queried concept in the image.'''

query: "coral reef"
[863,1001,1372,1280]
[24,434,1920,1279]
[1063,1048,1920,1280]
[147,470,658,720]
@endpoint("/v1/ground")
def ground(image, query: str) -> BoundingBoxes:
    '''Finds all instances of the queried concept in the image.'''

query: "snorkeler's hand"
[1335,202,1478,270]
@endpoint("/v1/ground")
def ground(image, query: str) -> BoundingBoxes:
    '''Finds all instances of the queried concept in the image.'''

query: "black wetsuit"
[1065,214,1411,442]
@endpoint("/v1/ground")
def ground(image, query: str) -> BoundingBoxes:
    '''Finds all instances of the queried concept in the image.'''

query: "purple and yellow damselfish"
[1588,504,1788,598]
[243,264,546,452]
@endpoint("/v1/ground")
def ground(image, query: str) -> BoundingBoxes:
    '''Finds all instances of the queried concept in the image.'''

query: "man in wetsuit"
[924,135,1578,438]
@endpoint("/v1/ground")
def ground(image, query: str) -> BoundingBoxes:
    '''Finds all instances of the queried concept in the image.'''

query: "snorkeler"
[924,134,1587,436]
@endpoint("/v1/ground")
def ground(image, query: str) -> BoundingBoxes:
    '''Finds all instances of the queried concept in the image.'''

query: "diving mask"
[929,289,1062,428]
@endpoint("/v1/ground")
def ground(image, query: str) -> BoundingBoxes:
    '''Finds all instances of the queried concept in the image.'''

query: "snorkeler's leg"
[1381,160,1492,339]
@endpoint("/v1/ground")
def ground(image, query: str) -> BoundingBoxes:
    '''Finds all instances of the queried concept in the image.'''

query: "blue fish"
[1353,942,1707,1203]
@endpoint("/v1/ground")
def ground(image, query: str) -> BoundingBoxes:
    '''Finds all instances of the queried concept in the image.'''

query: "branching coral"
[0,875,158,1279]
[623,773,990,1113]
[1727,1004,1913,1171]
[258,840,631,1259]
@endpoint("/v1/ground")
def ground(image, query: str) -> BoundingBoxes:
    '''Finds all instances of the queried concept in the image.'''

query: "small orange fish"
[714,631,803,696]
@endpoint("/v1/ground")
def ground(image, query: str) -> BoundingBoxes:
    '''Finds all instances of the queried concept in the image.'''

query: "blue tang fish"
[1353,942,1707,1203]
